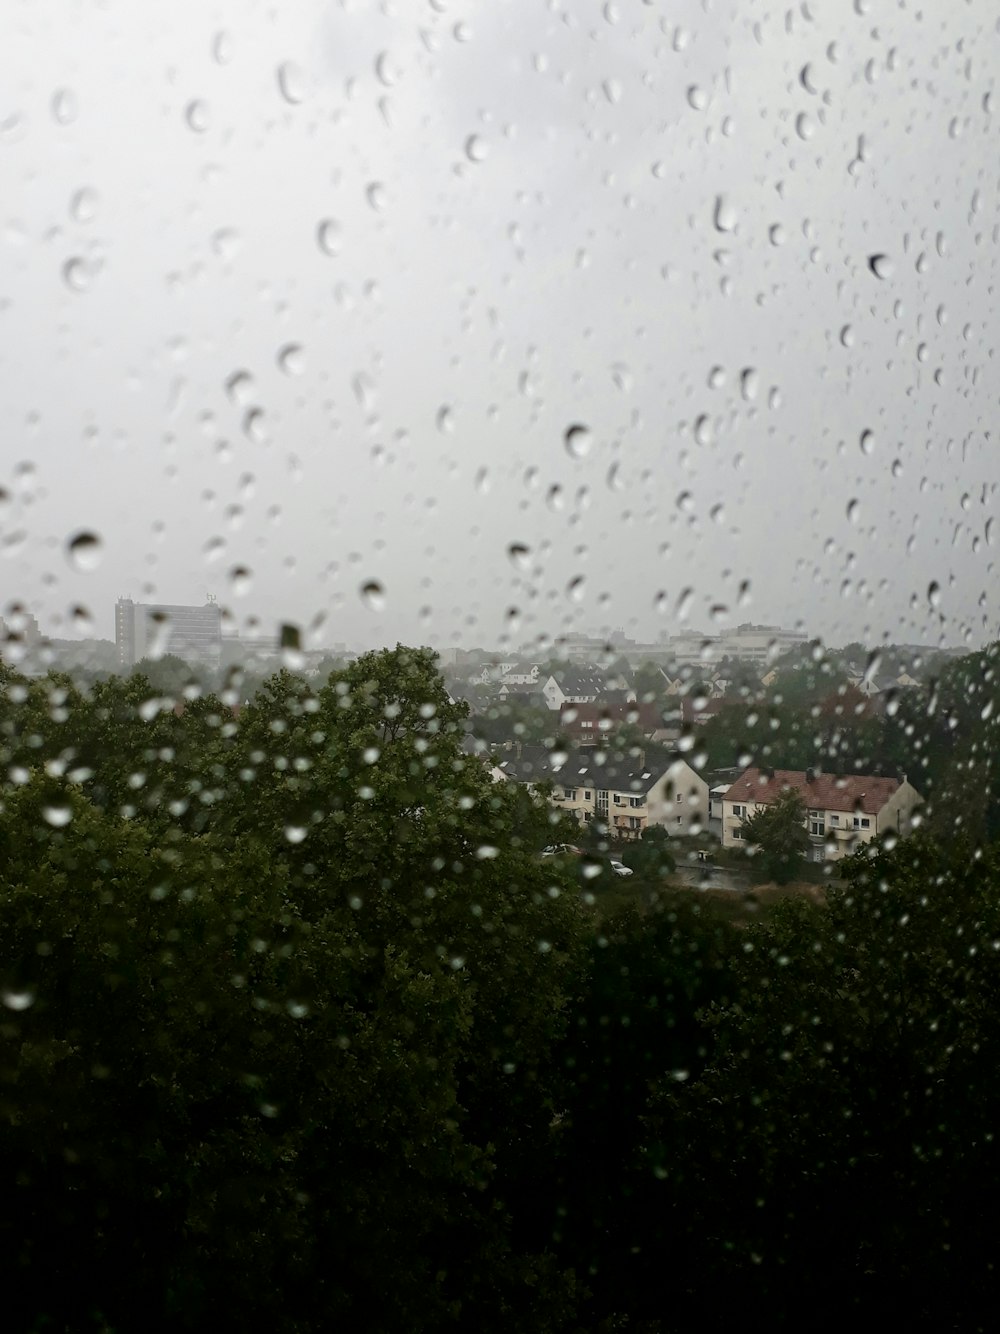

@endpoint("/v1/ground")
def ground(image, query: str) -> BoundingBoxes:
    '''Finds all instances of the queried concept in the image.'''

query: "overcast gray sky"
[1,0,997,655]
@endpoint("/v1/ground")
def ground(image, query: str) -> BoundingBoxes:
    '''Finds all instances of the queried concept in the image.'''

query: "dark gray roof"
[498,746,665,794]
[547,668,608,695]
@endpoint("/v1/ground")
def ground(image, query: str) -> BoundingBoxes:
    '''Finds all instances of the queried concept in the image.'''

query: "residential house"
[541,668,609,712]
[495,747,708,841]
[559,700,662,745]
[720,767,923,863]
[499,661,541,685]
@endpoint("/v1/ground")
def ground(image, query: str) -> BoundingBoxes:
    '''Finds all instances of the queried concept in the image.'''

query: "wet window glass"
[1,1,999,1329]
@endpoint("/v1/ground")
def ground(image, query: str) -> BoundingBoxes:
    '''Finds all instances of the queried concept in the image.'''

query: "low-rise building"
[495,747,708,841]
[720,767,923,862]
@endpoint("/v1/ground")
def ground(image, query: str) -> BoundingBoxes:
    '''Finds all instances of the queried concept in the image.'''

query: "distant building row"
[496,747,923,864]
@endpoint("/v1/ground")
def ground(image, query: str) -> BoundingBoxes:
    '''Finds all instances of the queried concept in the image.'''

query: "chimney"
[805,767,815,783]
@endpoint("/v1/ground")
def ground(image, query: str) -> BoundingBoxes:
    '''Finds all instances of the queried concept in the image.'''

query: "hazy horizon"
[2,1,996,656]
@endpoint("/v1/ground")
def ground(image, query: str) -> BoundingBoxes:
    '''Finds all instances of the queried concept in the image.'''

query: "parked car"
[541,844,583,858]
[610,860,633,877]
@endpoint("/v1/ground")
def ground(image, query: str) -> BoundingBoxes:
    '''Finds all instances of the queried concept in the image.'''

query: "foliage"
[2,645,1000,1330]
[740,788,811,883]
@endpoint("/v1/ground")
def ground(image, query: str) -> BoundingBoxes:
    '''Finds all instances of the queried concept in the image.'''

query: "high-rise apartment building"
[115,598,222,669]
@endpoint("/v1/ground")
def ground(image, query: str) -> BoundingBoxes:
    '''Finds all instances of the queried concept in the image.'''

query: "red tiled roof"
[724,767,901,815]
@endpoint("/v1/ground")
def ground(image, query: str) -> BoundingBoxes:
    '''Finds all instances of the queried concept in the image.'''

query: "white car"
[610,860,633,877]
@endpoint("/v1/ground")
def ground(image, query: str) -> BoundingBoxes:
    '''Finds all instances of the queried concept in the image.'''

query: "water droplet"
[229,565,252,596]
[768,223,786,246]
[611,363,633,392]
[360,580,385,612]
[464,134,488,163]
[868,253,893,279]
[713,195,737,233]
[507,543,531,571]
[687,85,708,111]
[70,188,99,224]
[210,228,240,263]
[62,257,93,293]
[277,61,306,105]
[739,368,759,402]
[66,531,102,572]
[317,219,342,257]
[2,987,35,1011]
[225,370,254,404]
[567,575,585,602]
[52,88,77,125]
[243,407,267,443]
[846,498,860,524]
[70,604,93,632]
[375,51,400,87]
[185,99,209,133]
[800,63,818,94]
[708,366,726,389]
[840,324,855,348]
[436,405,454,434]
[366,182,387,212]
[928,581,941,610]
[42,804,73,828]
[284,825,308,844]
[694,414,713,446]
[603,78,622,105]
[795,111,815,141]
[277,343,304,376]
[212,30,233,65]
[859,429,874,455]
[564,424,592,459]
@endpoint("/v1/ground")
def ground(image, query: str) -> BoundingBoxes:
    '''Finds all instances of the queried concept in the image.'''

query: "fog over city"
[1,0,997,654]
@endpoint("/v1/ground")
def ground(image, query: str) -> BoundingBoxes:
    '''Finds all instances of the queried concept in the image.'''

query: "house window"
[733,829,743,840]
[629,797,643,808]
[830,814,839,826]
[628,817,642,830]
[564,788,577,801]
[853,816,871,829]
[732,804,745,818]
[809,811,824,836]
[584,790,591,801]
[613,795,623,805]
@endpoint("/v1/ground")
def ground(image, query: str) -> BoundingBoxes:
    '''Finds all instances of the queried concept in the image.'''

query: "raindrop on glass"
[317,219,342,257]
[277,61,306,105]
[564,424,593,459]
[70,188,99,223]
[277,343,304,376]
[868,253,893,279]
[713,195,737,233]
[62,258,92,293]
[464,134,488,163]
[66,531,103,572]
[507,543,531,571]
[360,580,385,612]
[52,88,78,125]
[185,99,209,133]
[375,51,400,87]
[229,565,252,596]
[212,30,233,65]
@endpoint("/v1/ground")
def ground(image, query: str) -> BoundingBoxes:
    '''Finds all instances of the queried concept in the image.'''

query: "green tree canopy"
[740,787,811,883]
